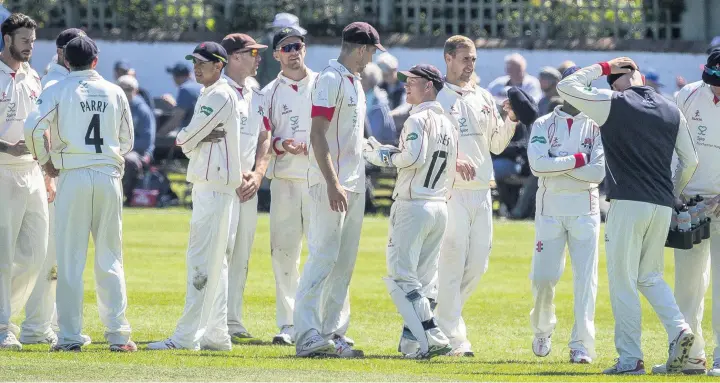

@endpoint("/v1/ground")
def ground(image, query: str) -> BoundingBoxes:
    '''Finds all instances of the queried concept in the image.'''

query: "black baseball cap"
[702,48,720,86]
[398,64,444,91]
[64,35,98,67]
[507,87,539,126]
[607,65,636,86]
[272,27,305,50]
[185,41,228,65]
[342,22,385,52]
[221,33,268,54]
[56,28,85,48]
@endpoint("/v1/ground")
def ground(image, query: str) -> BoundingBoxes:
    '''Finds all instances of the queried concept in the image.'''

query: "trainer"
[557,57,698,375]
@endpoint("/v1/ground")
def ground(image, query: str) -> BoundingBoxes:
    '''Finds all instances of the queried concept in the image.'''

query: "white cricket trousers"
[21,200,58,342]
[227,194,257,335]
[0,163,48,336]
[294,184,364,344]
[437,188,492,350]
[530,213,599,357]
[606,199,688,365]
[673,220,720,360]
[171,189,239,350]
[270,178,310,329]
[54,169,130,346]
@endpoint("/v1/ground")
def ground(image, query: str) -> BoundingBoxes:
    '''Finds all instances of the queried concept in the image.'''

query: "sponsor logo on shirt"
[697,125,708,145]
[282,104,292,115]
[692,110,703,122]
[290,115,303,132]
[437,133,450,146]
[348,96,356,107]
[551,137,560,148]
[406,132,418,141]
[0,92,8,102]
[36,98,42,105]
[6,102,17,120]
[199,105,214,116]
[530,135,546,144]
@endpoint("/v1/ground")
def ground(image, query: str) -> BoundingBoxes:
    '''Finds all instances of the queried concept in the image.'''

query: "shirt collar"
[552,105,586,120]
[277,68,313,89]
[0,59,28,79]
[203,77,228,93]
[222,75,251,97]
[410,100,444,115]
[329,59,361,81]
[66,69,101,79]
[443,80,475,96]
[48,63,69,76]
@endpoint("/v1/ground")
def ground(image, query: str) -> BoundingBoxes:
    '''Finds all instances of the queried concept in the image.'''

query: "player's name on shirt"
[79,100,109,113]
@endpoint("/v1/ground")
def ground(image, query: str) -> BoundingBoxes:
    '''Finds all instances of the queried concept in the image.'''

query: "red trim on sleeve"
[311,105,335,121]
[714,95,719,105]
[272,137,285,155]
[262,116,271,131]
[573,153,586,168]
[598,62,611,76]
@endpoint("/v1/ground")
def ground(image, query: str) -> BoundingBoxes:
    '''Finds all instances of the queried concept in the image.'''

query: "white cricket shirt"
[262,68,317,180]
[436,81,516,190]
[42,63,69,90]
[308,59,366,192]
[0,60,42,167]
[528,106,605,216]
[391,101,458,201]
[225,75,263,172]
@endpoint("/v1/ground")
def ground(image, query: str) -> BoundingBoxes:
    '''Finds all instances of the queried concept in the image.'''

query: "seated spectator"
[117,75,156,205]
[362,62,397,145]
[537,66,563,115]
[376,52,406,110]
[487,53,542,102]
[157,62,202,136]
[114,60,155,110]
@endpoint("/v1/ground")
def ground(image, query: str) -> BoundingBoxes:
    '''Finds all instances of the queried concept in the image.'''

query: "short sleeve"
[311,71,341,121]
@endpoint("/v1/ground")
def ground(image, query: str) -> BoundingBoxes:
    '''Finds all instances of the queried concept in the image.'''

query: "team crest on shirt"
[582,138,592,149]
[199,105,214,116]
[257,105,264,116]
[480,105,491,115]
[692,110,703,121]
[290,116,301,132]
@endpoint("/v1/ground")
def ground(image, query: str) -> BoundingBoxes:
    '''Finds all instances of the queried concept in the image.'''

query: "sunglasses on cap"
[278,42,304,53]
[704,65,720,77]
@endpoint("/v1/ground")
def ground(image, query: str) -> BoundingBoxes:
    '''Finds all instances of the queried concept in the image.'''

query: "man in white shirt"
[365,64,457,359]
[19,27,91,348]
[557,57,698,375]
[219,32,271,345]
[487,53,543,103]
[25,35,136,352]
[659,48,720,376]
[294,21,384,358]
[147,42,243,352]
[526,67,605,364]
[0,13,47,351]
[435,35,518,356]
[261,27,319,346]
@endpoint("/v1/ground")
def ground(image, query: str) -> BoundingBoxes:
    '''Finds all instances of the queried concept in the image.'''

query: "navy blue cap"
[64,35,98,67]
[114,59,131,71]
[56,28,85,48]
[703,48,720,86]
[607,65,636,86]
[273,27,305,50]
[561,66,580,79]
[398,64,444,91]
[166,61,191,76]
[185,41,228,65]
[507,87,539,126]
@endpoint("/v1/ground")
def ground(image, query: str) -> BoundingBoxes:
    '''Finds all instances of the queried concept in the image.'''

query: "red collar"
[714,95,719,105]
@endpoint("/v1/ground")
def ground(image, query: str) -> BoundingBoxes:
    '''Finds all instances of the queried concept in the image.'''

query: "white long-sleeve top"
[391,101,458,201]
[436,81,516,190]
[25,70,132,177]
[674,80,720,198]
[528,106,605,216]
[262,69,317,180]
[224,75,264,172]
[0,60,42,167]
[175,77,243,195]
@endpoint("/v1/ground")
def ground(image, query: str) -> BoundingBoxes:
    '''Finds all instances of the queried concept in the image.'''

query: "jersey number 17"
[423,150,447,189]
[84,114,104,153]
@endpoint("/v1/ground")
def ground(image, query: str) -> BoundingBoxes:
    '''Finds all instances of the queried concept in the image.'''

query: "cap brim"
[186,53,209,62]
[374,43,387,52]
[275,35,305,49]
[397,71,421,82]
[246,43,269,50]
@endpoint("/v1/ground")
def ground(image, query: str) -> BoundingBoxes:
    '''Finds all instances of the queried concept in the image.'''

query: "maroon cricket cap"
[221,33,268,54]
[342,22,385,52]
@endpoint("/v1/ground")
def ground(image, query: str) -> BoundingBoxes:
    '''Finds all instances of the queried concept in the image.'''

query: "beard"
[9,43,30,62]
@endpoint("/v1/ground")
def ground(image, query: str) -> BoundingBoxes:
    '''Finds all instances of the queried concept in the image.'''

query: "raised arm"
[557,64,614,126]
[479,90,517,154]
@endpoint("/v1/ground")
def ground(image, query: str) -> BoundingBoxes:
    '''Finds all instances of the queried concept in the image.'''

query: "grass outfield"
[1,209,715,381]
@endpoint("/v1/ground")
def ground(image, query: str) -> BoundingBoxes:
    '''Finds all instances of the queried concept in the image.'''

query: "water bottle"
[688,199,699,227]
[677,205,692,232]
[696,195,707,222]
[670,208,679,230]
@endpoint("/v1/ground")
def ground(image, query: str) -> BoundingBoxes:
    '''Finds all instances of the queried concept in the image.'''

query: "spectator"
[117,75,156,205]
[157,61,202,136]
[487,53,542,102]
[673,75,687,99]
[256,13,306,88]
[376,52,406,110]
[537,66,563,115]
[0,5,9,51]
[114,60,154,110]
[362,62,397,145]
[644,68,673,99]
[558,60,577,75]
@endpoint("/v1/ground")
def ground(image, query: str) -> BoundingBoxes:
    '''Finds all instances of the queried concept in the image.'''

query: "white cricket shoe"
[200,338,232,351]
[532,336,551,357]
[272,325,294,346]
[404,343,452,359]
[333,334,364,358]
[295,331,335,357]
[147,338,182,350]
[603,359,646,375]
[20,331,58,346]
[0,332,22,350]
[708,359,720,376]
[569,349,592,364]
[666,328,695,373]
[653,357,706,375]
[81,334,92,346]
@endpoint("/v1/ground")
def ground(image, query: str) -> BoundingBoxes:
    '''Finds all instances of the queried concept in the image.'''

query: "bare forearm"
[254,131,271,175]
[310,130,339,186]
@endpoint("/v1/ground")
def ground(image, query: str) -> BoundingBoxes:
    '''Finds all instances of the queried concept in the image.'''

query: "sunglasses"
[238,48,259,57]
[704,65,720,77]
[278,42,304,53]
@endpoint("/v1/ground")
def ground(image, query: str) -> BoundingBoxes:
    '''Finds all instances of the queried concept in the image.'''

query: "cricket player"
[261,27,318,345]
[294,21,384,357]
[219,33,271,344]
[653,48,720,376]
[24,35,136,352]
[0,13,47,351]
[557,57,698,375]
[435,35,518,356]
[148,42,243,351]
[527,67,605,364]
[365,64,457,359]
[20,27,91,347]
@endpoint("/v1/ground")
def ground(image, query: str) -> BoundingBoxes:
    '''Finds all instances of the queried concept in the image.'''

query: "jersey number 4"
[423,150,447,189]
[84,114,104,153]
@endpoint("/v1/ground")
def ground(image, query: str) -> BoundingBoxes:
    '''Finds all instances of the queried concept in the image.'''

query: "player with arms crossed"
[435,35,518,356]
[148,42,242,351]
[219,32,271,344]
[261,27,317,345]
[25,35,136,352]
[294,22,384,357]
[526,67,605,364]
[365,64,457,359]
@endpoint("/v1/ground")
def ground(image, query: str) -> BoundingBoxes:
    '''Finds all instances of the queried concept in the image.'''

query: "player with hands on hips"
[365,64,458,359]
[526,66,605,364]
[261,27,318,346]
[148,41,243,352]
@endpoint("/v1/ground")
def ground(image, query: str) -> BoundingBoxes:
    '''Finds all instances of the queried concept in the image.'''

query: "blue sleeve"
[176,87,197,113]
[134,103,156,158]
